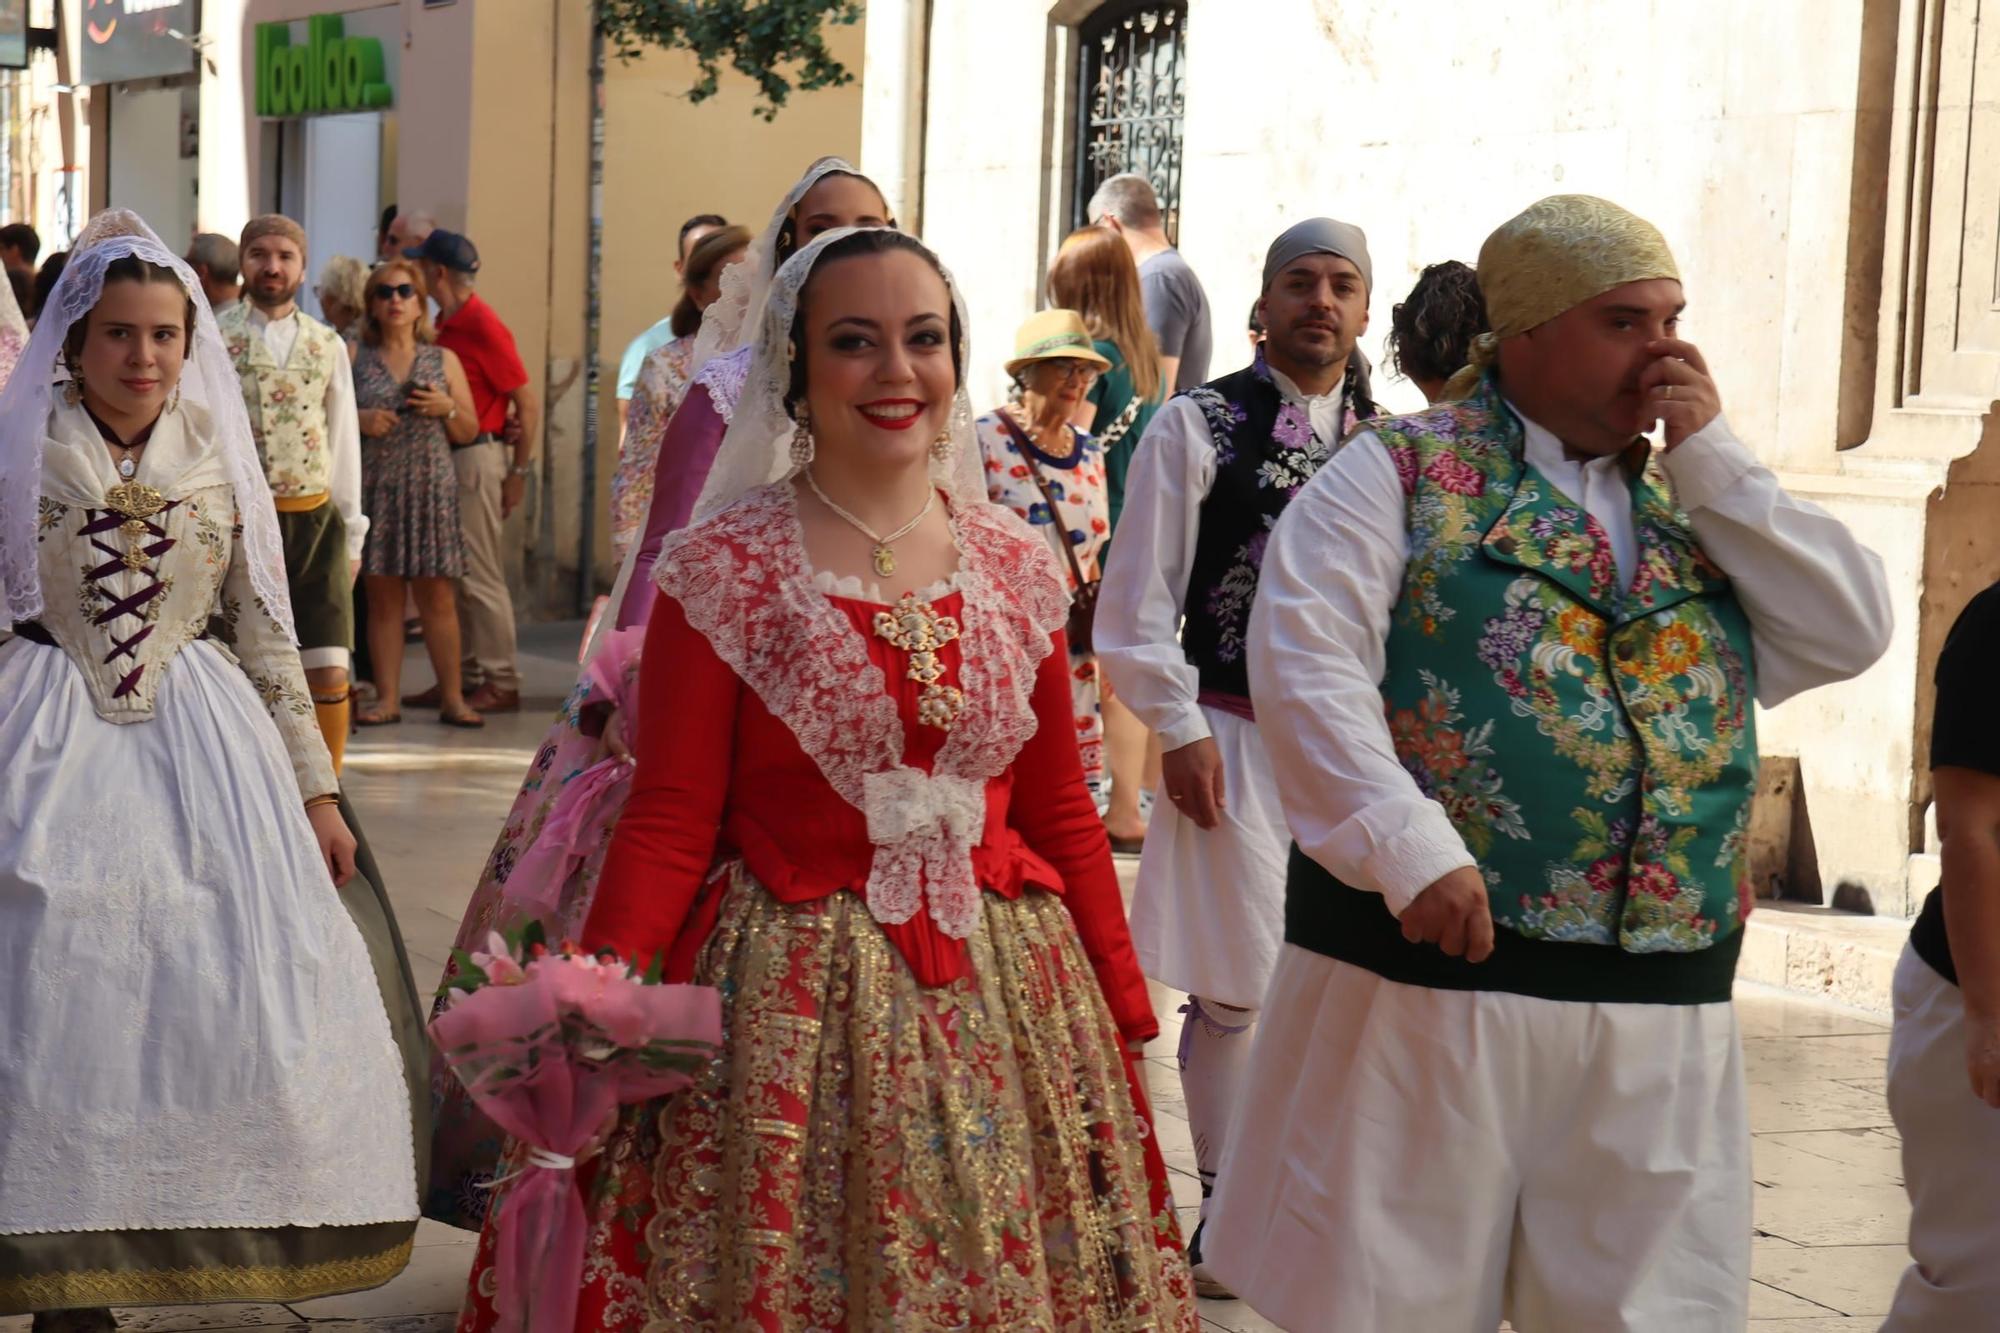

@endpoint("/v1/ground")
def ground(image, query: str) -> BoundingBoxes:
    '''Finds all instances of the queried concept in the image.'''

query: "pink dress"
[423,347,746,1228]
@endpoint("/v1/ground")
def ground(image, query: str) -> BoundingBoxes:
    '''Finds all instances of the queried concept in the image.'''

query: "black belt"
[11,621,213,646]
[451,433,501,452]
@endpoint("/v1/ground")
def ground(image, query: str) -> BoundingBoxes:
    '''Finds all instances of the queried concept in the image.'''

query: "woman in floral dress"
[976,308,1113,791]
[350,258,480,727]
[455,227,1194,1331]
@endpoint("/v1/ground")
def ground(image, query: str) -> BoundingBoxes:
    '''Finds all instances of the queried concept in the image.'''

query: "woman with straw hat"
[977,308,1114,789]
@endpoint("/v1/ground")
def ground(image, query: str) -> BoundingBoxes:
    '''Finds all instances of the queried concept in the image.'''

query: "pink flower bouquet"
[429,922,720,1333]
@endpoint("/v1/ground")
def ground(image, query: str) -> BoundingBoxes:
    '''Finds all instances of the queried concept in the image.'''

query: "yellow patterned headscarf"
[1442,195,1680,399]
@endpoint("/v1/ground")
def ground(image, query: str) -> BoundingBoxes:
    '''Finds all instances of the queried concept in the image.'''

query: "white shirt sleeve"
[1095,396,1217,751]
[1246,430,1478,915]
[324,346,367,561]
[1659,416,1893,706]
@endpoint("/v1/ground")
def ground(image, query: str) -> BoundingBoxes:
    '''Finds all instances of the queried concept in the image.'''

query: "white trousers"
[1206,947,1751,1332]
[1884,942,2000,1330]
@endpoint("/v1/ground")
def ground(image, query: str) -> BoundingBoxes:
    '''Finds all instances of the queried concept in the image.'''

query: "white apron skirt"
[1207,945,1751,1332]
[1128,707,1289,1009]
[0,637,417,1235]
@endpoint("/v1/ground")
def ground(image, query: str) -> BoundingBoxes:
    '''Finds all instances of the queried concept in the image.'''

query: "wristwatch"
[509,463,532,479]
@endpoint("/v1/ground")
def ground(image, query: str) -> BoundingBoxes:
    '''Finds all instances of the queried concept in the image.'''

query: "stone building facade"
[862,0,2000,917]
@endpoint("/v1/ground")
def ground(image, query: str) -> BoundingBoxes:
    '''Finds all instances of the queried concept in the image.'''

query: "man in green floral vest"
[1205,196,1894,1330]
[218,214,366,773]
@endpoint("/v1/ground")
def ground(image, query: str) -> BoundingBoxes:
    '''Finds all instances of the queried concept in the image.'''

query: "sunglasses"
[371,283,418,302]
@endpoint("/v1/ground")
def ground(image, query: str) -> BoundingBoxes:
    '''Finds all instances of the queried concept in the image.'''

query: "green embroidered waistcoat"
[1373,375,1758,954]
[218,303,344,498]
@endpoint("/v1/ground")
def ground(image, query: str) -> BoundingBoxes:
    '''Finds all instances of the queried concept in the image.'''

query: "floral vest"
[1389,375,1760,956]
[1178,350,1366,699]
[218,304,343,498]
[1285,375,1759,1005]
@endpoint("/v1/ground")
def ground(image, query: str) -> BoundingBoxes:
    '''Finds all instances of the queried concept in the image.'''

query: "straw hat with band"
[1005,309,1113,381]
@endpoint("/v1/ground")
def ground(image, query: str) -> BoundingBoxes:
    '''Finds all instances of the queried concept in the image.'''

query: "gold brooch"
[104,481,167,522]
[872,593,964,731]
[105,481,168,574]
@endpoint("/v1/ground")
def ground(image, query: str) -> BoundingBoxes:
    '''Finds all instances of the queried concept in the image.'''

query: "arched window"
[1072,1,1188,243]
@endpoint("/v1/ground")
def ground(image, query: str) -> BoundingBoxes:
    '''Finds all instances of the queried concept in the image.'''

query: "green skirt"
[0,793,432,1313]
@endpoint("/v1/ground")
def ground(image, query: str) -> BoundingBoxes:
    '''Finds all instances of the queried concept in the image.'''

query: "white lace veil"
[681,225,981,531]
[0,209,294,637]
[685,155,874,378]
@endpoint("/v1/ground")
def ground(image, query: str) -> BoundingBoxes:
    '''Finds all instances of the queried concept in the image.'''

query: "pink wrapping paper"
[430,958,720,1333]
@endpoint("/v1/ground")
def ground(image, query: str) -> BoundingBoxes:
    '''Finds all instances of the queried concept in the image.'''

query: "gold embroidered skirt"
[458,874,1197,1331]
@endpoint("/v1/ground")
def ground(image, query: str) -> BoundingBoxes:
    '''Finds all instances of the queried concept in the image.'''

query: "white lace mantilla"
[656,484,1069,938]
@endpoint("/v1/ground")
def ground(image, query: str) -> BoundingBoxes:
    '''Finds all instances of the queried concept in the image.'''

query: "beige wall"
[899,0,2000,911]
[587,20,868,579]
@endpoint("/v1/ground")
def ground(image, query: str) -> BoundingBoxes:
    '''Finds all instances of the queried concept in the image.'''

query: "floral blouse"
[612,334,696,558]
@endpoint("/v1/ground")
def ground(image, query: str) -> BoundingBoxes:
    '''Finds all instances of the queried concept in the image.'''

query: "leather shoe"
[465,683,520,713]
[401,682,445,708]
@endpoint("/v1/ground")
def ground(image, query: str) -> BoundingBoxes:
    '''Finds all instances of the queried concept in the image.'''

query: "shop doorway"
[269,111,384,321]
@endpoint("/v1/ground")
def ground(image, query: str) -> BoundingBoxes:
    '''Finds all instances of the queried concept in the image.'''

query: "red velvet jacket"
[586,581,1158,1046]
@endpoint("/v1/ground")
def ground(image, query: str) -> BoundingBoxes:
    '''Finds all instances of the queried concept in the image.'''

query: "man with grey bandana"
[1097,217,1375,1299]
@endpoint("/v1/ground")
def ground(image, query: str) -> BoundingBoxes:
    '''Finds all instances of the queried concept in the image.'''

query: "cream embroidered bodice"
[22,399,336,798]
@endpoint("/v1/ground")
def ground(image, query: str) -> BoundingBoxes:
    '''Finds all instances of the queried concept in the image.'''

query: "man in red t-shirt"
[408,230,541,712]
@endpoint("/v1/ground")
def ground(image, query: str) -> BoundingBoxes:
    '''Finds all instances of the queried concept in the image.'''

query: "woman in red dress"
[455,228,1196,1330]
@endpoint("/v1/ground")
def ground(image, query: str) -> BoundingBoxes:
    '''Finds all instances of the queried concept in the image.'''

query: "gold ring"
[1663,384,1675,401]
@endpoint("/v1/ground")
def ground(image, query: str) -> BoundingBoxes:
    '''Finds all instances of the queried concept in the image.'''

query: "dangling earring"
[789,405,815,470]
[929,426,954,462]
[61,375,82,407]
[166,381,182,414]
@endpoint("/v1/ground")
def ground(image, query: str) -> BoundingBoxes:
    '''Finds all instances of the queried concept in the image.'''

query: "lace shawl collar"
[654,482,1070,938]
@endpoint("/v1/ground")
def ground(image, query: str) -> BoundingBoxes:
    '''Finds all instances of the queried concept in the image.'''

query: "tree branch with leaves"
[599,0,864,122]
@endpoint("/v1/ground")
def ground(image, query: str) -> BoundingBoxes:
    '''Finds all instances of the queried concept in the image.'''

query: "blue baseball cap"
[404,229,481,274]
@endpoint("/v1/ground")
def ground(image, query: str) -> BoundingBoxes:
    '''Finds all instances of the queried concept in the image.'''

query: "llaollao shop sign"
[256,14,391,118]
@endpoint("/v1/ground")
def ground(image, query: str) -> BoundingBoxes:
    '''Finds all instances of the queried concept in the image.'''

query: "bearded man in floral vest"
[219,214,366,771]
[1207,195,1894,1330]
[1097,217,1375,1300]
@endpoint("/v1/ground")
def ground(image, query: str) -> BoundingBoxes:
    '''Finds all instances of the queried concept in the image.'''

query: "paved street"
[6,626,1916,1332]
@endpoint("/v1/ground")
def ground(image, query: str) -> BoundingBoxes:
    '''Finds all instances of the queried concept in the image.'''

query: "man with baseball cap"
[218,213,367,769]
[1096,217,1377,1299]
[405,228,539,714]
[1211,195,1894,1329]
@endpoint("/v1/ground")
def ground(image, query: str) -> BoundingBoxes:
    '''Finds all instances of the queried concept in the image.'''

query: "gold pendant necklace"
[804,469,934,577]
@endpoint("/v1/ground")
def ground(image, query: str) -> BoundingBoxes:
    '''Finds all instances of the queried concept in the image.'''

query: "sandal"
[440,707,486,729]
[354,704,402,726]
